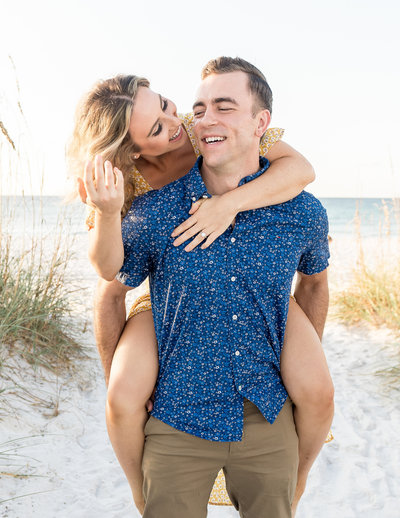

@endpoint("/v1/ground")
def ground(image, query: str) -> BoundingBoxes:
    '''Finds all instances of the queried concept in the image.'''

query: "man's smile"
[201,135,227,144]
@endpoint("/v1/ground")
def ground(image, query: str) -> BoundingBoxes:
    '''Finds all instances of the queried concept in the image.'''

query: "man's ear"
[255,109,271,138]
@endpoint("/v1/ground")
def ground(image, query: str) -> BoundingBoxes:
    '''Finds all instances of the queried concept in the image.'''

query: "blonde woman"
[68,72,334,516]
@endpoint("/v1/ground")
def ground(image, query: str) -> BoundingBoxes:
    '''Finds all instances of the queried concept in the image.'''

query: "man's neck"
[200,155,261,195]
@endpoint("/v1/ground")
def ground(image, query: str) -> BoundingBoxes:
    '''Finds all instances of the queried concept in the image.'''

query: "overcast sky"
[1,0,399,197]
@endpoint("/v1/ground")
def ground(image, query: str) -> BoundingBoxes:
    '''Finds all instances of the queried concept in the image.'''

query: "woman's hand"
[78,154,124,216]
[171,194,237,251]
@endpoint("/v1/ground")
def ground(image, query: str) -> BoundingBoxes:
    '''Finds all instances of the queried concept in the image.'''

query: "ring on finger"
[200,231,207,238]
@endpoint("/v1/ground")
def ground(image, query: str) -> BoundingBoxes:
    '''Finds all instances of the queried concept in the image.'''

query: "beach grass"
[334,266,400,330]
[0,435,55,504]
[0,222,86,375]
[334,200,400,333]
[0,68,92,494]
[1,102,88,418]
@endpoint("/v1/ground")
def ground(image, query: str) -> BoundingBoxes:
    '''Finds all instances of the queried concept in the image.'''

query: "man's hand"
[293,269,329,340]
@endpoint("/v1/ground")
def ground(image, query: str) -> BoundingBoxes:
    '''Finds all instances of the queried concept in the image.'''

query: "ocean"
[1,196,399,239]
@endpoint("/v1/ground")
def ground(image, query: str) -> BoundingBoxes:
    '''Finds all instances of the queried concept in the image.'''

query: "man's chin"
[200,150,225,169]
[201,157,223,170]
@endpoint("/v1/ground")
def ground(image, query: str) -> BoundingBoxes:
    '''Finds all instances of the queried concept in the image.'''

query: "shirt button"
[232,314,238,321]
[191,196,197,202]
[202,194,208,199]
[238,385,242,391]
[235,350,240,356]
[230,237,236,243]
[231,276,236,282]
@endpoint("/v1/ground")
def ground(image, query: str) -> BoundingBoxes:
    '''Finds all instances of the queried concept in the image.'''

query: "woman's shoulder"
[179,113,200,157]
[259,127,285,155]
[131,166,153,197]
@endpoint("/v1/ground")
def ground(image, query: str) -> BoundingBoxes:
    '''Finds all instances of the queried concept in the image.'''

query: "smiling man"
[192,70,271,180]
[115,57,330,518]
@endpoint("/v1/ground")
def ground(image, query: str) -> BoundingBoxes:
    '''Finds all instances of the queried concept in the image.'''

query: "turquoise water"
[320,198,399,237]
[1,196,399,239]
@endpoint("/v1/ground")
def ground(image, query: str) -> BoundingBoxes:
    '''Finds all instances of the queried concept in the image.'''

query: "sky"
[0,0,399,197]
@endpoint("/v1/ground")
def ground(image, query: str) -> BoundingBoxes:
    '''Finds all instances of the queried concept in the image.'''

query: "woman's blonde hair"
[67,74,150,218]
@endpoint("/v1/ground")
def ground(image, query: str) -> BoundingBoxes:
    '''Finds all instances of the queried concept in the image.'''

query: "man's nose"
[198,107,217,127]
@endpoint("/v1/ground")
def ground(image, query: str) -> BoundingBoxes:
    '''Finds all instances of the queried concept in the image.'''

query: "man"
[98,57,330,517]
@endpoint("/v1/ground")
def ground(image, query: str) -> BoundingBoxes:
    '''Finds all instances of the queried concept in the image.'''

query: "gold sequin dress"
[88,115,295,506]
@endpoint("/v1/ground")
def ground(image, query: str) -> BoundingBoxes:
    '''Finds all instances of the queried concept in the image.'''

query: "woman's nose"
[167,100,178,118]
[168,113,181,126]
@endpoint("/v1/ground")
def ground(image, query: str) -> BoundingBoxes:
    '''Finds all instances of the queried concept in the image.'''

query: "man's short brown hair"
[201,56,273,114]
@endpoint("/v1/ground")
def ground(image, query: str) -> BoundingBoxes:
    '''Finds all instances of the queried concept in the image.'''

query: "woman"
[68,66,334,516]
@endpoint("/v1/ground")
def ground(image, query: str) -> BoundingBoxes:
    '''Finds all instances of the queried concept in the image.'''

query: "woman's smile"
[169,125,183,142]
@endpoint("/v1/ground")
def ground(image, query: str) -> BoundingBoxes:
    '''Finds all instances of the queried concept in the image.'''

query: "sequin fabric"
[117,156,330,442]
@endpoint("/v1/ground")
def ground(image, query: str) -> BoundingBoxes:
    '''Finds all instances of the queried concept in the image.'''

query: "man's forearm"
[93,279,127,385]
[293,275,329,341]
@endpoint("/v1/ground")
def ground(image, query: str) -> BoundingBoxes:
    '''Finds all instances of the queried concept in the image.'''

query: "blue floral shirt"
[117,157,330,442]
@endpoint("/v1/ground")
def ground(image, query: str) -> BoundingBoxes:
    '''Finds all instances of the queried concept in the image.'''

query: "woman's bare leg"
[281,298,334,517]
[106,310,158,516]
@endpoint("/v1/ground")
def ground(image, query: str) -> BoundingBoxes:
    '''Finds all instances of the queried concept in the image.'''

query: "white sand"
[1,236,400,517]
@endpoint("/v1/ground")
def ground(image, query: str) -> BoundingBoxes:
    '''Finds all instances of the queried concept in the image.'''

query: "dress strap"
[259,128,285,155]
[179,113,201,157]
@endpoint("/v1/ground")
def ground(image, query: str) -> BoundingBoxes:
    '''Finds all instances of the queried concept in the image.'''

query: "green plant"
[334,200,400,333]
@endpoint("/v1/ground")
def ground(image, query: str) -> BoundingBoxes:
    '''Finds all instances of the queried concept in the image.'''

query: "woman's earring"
[134,154,140,160]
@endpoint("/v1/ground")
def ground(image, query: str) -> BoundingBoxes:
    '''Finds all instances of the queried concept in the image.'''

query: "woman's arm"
[79,155,125,280]
[172,140,315,251]
[226,140,315,212]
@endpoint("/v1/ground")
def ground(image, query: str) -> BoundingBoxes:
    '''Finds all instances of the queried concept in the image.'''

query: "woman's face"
[128,87,185,157]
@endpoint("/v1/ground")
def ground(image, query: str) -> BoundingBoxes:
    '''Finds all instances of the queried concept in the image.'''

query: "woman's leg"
[106,309,158,515]
[280,298,334,517]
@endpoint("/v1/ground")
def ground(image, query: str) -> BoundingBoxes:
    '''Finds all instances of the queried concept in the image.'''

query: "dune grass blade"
[0,489,55,505]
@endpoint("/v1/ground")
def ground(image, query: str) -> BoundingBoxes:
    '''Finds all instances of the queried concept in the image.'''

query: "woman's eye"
[153,123,162,136]
[162,98,168,111]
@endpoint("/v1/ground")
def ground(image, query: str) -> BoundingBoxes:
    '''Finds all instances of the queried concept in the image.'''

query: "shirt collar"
[184,156,270,202]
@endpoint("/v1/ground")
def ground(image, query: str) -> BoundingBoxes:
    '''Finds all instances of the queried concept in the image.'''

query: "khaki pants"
[142,399,298,518]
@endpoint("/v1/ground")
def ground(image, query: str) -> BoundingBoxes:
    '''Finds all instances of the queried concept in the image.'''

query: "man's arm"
[93,277,132,385]
[293,269,329,340]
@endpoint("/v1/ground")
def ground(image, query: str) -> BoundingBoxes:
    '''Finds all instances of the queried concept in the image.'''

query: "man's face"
[193,71,269,171]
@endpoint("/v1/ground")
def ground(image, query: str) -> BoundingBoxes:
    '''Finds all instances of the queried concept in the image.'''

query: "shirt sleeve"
[259,127,285,156]
[116,198,154,288]
[297,206,330,275]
